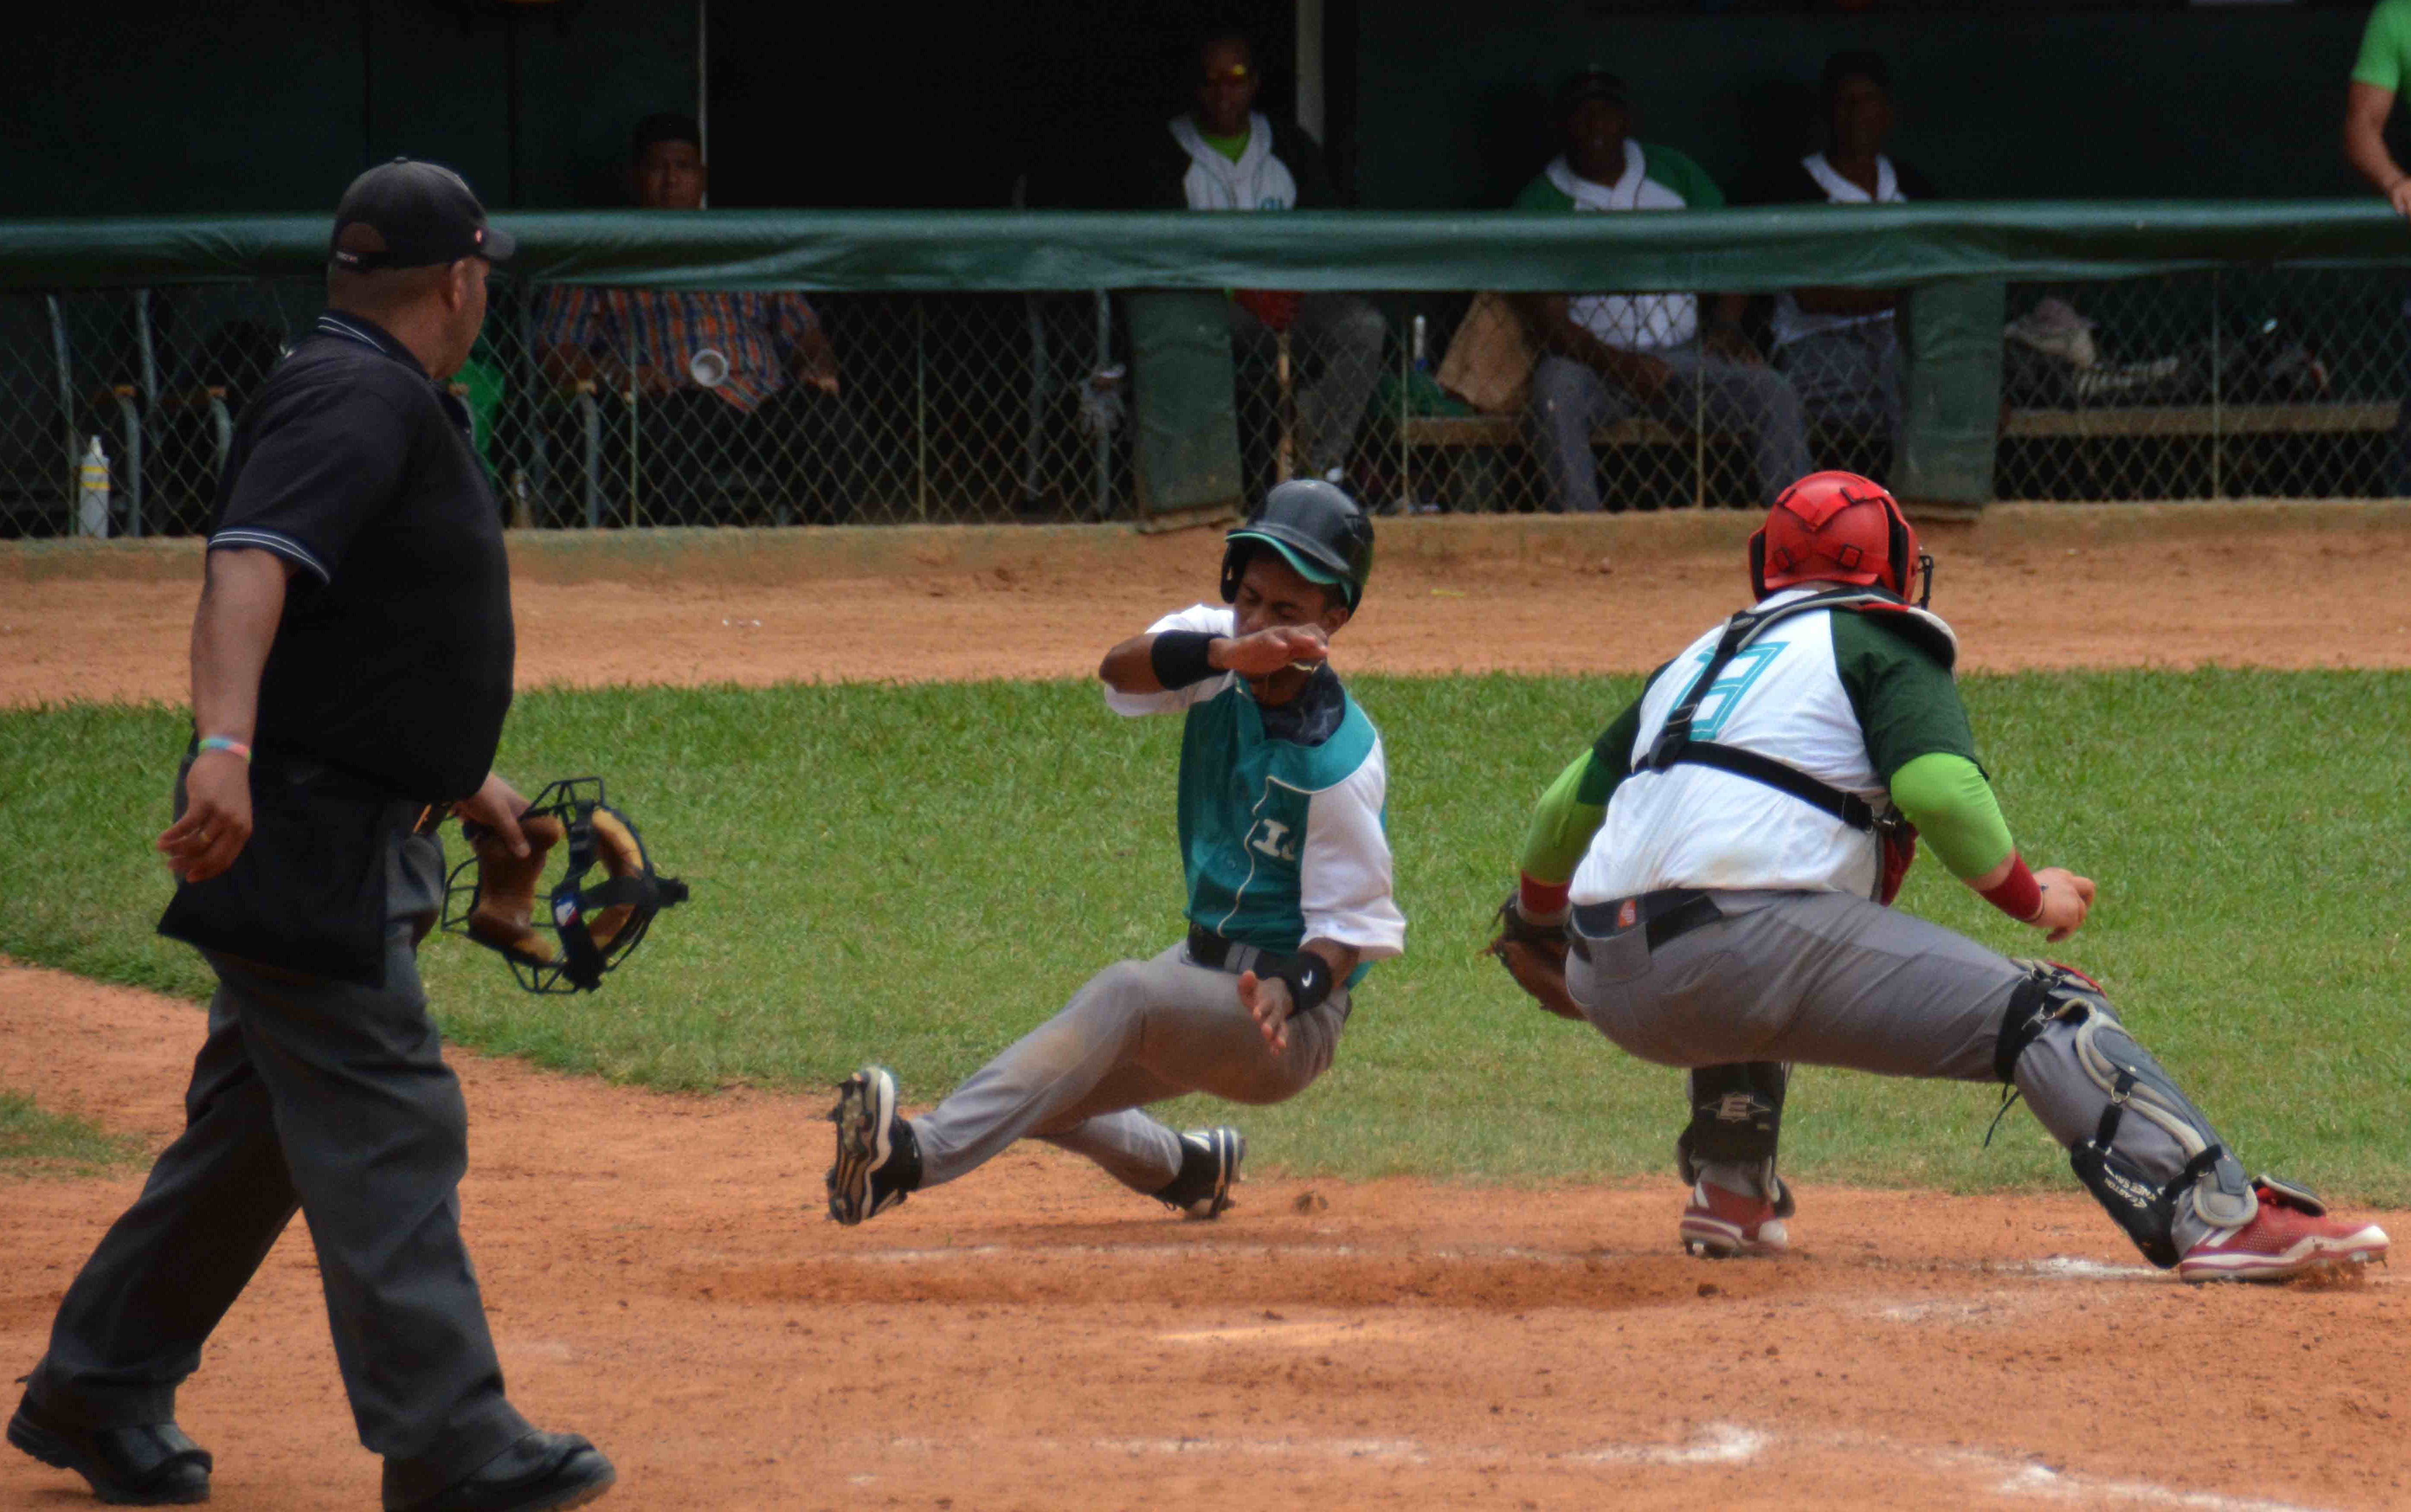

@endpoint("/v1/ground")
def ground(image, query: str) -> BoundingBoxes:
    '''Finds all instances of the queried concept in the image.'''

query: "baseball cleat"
[2176,1187,2388,1283]
[826,1066,916,1226]
[1680,1179,1789,1259]
[1156,1127,1245,1219]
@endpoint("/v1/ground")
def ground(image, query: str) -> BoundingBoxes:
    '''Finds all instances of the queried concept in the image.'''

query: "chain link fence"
[6,265,2407,538]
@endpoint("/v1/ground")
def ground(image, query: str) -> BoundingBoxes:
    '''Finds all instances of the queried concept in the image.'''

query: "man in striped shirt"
[536,113,856,525]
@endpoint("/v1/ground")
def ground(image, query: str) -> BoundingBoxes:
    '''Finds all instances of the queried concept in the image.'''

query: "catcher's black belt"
[1570,889,1722,957]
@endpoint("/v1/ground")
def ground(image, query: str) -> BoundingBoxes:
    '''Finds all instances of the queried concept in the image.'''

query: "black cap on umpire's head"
[330,158,517,273]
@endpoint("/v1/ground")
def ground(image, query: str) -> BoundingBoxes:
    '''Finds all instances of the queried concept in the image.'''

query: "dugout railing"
[3,203,2407,535]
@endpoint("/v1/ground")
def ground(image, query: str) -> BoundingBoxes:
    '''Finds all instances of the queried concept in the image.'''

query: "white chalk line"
[873,1422,2338,1510]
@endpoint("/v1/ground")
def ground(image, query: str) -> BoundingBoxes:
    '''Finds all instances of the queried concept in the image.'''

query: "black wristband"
[1149,630,1220,689]
[1268,950,1335,1014]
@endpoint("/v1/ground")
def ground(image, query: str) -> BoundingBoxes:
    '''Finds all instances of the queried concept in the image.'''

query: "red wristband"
[1519,873,1572,920]
[1979,853,2045,923]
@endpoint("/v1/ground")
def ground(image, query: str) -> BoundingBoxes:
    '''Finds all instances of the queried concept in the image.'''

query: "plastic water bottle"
[76,435,110,538]
[1412,314,1429,373]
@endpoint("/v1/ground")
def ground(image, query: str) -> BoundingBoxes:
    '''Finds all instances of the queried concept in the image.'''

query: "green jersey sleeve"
[1829,611,1981,780]
[1639,144,1725,209]
[2354,0,2411,91]
[1517,672,1659,884]
[1513,174,1575,212]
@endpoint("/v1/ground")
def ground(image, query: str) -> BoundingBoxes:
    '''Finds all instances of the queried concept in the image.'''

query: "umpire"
[7,161,614,1511]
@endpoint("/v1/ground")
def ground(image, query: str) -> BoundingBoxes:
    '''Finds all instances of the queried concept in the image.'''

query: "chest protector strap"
[1633,587,1951,833]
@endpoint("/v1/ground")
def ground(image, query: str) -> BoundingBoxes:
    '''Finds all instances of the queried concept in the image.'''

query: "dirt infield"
[4,502,2410,706]
[3,964,2405,1512]
[5,504,2409,1509]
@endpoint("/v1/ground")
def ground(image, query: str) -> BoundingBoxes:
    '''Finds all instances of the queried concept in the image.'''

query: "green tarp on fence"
[3,202,2408,293]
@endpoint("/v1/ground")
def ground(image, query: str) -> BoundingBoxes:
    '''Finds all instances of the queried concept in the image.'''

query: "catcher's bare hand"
[2032,866,2096,944]
[157,750,254,883]
[1213,626,1329,679]
[454,772,531,857]
[1237,969,1294,1052]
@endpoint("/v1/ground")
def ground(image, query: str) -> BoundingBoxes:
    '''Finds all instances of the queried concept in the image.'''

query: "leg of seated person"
[1660,346,1812,508]
[1526,354,1623,513]
[747,383,862,526]
[1291,293,1387,478]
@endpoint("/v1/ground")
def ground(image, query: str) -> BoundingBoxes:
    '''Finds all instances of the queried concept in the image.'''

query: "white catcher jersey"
[1574,589,1898,902]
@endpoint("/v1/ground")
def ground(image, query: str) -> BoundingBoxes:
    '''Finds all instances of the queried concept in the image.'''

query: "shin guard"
[1998,963,2254,1266]
[1675,1062,1795,1217]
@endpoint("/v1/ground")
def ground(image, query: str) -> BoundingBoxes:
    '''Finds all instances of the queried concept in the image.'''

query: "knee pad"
[1996,962,2253,1267]
[1675,1062,1794,1216]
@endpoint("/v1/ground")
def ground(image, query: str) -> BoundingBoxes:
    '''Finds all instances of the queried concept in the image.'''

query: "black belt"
[1570,888,1722,955]
[1186,923,1260,974]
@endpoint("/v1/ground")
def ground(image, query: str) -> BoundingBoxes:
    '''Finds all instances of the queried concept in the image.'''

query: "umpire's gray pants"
[1527,347,1813,512]
[25,831,531,1506]
[1567,890,2219,1255]
[914,943,1349,1195]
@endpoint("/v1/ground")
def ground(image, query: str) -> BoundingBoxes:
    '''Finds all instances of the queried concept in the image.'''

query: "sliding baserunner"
[827,480,1403,1225]
[1491,470,2388,1280]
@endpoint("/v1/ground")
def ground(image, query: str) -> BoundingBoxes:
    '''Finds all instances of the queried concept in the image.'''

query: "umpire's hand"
[158,750,253,883]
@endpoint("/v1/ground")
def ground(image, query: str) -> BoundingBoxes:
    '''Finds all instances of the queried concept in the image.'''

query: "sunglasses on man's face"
[1203,66,1250,85]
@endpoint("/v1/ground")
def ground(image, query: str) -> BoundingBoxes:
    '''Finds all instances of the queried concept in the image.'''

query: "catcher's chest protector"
[1604,589,1954,902]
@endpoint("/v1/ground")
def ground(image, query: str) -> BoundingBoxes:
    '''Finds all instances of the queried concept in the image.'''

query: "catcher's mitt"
[441,777,690,994]
[1487,891,1584,1021]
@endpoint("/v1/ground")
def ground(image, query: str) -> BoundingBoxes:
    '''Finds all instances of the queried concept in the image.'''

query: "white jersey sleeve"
[1297,735,1406,961]
[1102,603,1239,717]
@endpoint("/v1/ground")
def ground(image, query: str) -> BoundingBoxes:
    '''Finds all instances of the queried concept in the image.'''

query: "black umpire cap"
[330,158,516,271]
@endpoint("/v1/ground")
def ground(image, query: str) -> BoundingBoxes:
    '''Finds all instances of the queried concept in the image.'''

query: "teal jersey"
[1107,604,1406,970]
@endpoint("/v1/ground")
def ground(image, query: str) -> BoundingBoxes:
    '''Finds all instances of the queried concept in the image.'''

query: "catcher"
[1491,470,2389,1281]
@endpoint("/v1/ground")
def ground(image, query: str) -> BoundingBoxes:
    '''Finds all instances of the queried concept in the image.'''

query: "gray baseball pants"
[912,942,1349,1194]
[1527,347,1813,512]
[1566,889,2221,1256]
[1228,293,1387,476]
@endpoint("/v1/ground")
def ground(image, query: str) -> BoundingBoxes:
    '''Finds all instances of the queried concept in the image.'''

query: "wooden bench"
[1999,402,2399,439]
[1400,413,1689,449]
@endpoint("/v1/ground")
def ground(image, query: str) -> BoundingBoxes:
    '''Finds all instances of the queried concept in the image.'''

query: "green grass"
[1,670,2405,1203]
[0,1091,141,1177]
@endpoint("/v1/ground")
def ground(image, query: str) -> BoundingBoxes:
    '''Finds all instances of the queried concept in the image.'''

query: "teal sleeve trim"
[1519,750,1610,885]
[1890,751,2016,881]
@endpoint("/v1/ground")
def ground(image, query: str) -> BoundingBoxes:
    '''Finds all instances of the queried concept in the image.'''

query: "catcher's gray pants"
[23,830,532,1507]
[913,942,1349,1194]
[1527,347,1813,512]
[1228,293,1387,476]
[1566,889,2220,1255]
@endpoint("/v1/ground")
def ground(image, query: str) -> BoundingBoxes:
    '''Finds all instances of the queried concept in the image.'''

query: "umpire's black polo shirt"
[209,312,513,803]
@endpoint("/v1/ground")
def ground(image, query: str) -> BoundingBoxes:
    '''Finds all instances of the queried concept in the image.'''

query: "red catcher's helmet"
[1749,470,1931,605]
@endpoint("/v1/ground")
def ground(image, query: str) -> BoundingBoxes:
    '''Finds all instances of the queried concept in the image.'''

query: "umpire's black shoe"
[393,1431,615,1512]
[6,1399,212,1505]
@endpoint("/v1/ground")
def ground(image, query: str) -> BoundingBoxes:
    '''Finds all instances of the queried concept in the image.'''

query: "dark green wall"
[11,1,695,216]
[1355,5,2382,208]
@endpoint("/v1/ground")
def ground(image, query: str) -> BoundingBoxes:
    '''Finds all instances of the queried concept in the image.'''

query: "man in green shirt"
[2343,3,2411,491]
[1512,71,1811,512]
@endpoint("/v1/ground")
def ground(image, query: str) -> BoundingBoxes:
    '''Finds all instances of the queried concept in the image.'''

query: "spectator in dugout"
[1128,31,1387,489]
[536,113,857,525]
[1740,50,1937,470]
[1513,71,1810,512]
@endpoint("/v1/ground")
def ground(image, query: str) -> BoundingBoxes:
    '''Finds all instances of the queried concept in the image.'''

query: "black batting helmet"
[1219,479,1375,610]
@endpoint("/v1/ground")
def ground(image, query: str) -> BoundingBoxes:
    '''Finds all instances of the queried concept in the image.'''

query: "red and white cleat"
[2176,1184,2388,1283]
[1680,1180,1789,1259]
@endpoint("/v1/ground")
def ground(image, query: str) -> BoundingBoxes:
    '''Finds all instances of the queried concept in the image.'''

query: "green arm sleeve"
[1518,693,1646,884]
[1889,752,2015,882]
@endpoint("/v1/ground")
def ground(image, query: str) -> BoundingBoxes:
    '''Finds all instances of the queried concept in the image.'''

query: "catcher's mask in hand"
[441,777,690,994]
